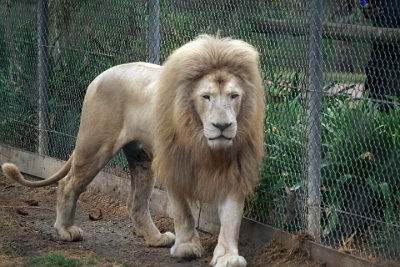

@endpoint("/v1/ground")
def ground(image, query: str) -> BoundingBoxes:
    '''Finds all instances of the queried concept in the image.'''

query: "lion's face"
[192,72,243,149]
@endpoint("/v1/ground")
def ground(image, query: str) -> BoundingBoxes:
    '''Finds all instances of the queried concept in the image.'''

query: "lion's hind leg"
[54,173,85,241]
[54,148,115,241]
[124,142,175,247]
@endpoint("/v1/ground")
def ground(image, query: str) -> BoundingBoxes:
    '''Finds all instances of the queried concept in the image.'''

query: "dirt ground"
[0,174,323,267]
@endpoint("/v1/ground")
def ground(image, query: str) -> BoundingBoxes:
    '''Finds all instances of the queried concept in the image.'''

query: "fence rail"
[252,19,400,44]
[1,0,399,264]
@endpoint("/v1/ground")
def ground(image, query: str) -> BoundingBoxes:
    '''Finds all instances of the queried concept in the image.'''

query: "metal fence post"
[149,0,160,65]
[37,0,49,155]
[307,0,324,241]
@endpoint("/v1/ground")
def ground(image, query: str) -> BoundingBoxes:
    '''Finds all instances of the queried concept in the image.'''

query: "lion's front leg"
[211,195,247,267]
[168,192,203,259]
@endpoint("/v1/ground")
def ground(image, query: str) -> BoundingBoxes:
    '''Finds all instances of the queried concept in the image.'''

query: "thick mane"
[161,35,260,86]
[152,35,265,201]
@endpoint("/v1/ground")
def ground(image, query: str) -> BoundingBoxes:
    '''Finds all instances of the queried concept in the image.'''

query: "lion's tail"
[1,152,74,187]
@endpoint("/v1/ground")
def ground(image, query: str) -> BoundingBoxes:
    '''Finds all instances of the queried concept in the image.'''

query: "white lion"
[2,35,265,267]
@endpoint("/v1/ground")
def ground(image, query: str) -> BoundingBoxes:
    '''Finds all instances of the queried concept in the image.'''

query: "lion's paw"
[56,226,84,241]
[147,231,175,247]
[171,241,203,259]
[211,254,247,267]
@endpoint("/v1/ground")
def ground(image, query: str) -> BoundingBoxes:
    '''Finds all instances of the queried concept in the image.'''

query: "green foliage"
[250,74,400,253]
[245,73,308,230]
[0,73,37,151]
[320,96,400,240]
[0,1,38,152]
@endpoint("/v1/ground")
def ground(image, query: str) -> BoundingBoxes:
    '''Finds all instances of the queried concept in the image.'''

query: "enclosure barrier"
[1,0,399,264]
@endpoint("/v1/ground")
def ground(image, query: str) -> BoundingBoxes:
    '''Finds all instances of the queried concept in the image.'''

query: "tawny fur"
[1,35,265,267]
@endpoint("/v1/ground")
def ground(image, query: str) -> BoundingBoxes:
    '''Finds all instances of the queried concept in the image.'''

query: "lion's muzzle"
[212,122,232,132]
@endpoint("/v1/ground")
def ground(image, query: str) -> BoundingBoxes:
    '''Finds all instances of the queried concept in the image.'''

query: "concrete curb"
[0,144,381,267]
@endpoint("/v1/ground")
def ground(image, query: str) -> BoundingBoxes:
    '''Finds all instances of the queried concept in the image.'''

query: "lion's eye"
[231,93,240,99]
[202,95,210,100]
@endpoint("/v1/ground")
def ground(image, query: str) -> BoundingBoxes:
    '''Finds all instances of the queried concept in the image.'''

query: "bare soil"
[0,174,323,267]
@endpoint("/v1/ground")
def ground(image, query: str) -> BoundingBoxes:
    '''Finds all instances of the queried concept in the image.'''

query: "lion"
[1,35,265,267]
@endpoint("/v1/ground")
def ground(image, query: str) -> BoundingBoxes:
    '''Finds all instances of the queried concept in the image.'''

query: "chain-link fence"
[1,0,399,264]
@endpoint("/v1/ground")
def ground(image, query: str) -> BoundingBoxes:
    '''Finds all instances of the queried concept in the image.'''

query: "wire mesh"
[0,0,399,263]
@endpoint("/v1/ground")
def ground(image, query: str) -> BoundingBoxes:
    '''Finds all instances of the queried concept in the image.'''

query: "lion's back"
[87,62,161,100]
[77,62,163,153]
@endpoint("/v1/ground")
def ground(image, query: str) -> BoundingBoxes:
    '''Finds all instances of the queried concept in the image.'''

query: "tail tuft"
[1,163,21,180]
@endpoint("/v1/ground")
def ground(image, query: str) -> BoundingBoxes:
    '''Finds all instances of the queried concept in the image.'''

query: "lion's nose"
[212,122,232,131]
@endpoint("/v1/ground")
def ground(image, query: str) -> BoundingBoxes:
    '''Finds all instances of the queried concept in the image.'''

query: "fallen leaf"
[16,208,28,216]
[89,209,103,221]
[360,151,374,160]
[25,199,39,206]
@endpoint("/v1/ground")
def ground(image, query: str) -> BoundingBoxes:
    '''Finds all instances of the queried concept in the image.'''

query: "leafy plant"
[247,73,400,257]
[0,73,37,151]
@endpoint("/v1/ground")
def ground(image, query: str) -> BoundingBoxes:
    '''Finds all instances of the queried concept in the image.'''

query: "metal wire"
[0,0,399,263]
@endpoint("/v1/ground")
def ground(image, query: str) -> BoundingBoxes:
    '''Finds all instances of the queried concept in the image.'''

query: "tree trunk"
[37,0,49,155]
[3,0,21,84]
[49,0,73,65]
[333,0,356,72]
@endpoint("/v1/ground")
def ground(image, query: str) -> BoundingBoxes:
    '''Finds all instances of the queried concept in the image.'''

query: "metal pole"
[37,0,49,155]
[149,0,160,65]
[307,0,323,241]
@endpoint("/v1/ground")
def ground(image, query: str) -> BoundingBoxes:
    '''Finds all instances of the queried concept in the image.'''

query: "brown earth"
[0,174,323,267]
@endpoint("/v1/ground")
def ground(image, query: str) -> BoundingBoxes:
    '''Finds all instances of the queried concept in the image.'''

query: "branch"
[251,19,400,44]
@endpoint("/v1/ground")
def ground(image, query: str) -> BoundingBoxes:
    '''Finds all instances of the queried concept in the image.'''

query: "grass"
[0,213,20,234]
[25,253,129,267]
[0,244,18,257]
[26,253,98,267]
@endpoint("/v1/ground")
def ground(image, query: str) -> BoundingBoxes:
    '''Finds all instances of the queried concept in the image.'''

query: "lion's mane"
[152,35,265,201]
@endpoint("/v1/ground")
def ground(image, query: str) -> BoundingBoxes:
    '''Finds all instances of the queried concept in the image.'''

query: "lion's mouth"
[208,135,232,141]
